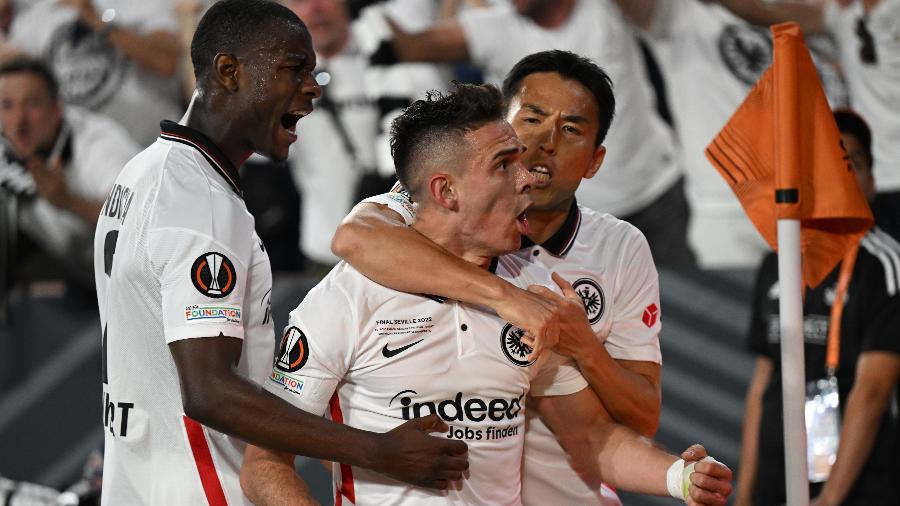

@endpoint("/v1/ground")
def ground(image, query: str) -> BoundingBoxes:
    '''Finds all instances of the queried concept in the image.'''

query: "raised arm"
[59,0,182,77]
[240,446,318,506]
[812,351,900,506]
[714,0,826,34]
[531,386,732,504]
[386,16,470,63]
[610,0,660,31]
[332,201,562,357]
[169,336,468,489]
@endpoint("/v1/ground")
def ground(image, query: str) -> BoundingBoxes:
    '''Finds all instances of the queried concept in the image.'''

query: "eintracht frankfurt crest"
[190,252,236,298]
[573,278,605,324]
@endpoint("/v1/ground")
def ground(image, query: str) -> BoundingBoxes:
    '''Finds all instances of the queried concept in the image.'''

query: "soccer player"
[332,50,663,504]
[93,1,466,504]
[241,83,732,506]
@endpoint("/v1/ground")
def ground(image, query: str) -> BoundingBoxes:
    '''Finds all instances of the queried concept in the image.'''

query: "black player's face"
[455,121,534,256]
[507,72,605,214]
[242,24,321,161]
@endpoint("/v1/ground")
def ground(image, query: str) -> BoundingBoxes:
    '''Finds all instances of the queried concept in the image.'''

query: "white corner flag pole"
[776,218,809,505]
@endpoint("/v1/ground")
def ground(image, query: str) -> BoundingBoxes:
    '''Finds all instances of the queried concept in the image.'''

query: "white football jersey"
[363,192,662,505]
[265,258,588,506]
[94,121,275,505]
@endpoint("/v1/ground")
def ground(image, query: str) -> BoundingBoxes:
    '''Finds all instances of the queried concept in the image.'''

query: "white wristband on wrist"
[666,456,716,502]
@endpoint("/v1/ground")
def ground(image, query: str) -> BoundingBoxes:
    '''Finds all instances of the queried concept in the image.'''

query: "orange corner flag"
[706,23,873,287]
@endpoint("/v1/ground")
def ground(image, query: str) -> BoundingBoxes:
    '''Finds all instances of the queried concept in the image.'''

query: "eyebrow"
[523,103,589,124]
[492,145,523,161]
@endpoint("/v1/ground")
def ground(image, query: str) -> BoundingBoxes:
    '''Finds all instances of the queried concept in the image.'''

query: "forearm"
[736,357,772,505]
[735,388,763,504]
[241,447,317,506]
[183,369,383,470]
[610,0,658,30]
[388,18,469,63]
[576,348,660,436]
[715,0,825,33]
[333,204,512,307]
[59,195,104,227]
[817,396,882,504]
[105,29,181,77]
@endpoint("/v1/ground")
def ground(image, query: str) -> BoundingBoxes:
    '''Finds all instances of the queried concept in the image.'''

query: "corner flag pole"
[773,26,809,503]
[776,220,809,505]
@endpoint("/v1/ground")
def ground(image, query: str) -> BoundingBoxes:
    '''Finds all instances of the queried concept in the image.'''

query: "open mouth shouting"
[280,109,310,142]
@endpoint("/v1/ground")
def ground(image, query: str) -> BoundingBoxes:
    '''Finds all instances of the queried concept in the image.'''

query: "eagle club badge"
[190,252,236,298]
[573,278,605,324]
[501,324,536,367]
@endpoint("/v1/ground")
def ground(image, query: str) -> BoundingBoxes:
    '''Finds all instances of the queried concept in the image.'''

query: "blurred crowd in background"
[0,0,898,504]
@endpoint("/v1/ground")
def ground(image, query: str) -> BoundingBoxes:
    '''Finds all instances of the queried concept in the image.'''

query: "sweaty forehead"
[465,120,521,156]
[512,72,598,120]
[249,22,314,61]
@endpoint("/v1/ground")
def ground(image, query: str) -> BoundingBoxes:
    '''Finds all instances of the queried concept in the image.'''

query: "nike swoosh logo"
[382,339,424,358]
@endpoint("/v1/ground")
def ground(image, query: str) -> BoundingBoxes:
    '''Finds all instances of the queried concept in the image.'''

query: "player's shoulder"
[859,227,900,297]
[149,140,250,236]
[577,205,648,250]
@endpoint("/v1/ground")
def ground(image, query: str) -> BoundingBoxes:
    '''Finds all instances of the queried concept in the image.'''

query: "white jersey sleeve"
[606,231,662,363]
[529,351,589,397]
[361,187,417,226]
[148,228,252,344]
[264,277,358,416]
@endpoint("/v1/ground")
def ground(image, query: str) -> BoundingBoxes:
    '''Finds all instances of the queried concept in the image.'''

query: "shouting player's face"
[454,120,534,256]
[241,23,320,161]
[506,72,606,214]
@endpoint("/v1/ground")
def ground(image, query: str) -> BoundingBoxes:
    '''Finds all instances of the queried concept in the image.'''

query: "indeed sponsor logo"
[388,390,524,422]
[184,304,242,324]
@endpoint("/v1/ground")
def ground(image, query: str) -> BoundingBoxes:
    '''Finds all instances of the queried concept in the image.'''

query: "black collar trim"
[488,257,499,274]
[419,293,447,304]
[519,200,581,257]
[159,120,242,197]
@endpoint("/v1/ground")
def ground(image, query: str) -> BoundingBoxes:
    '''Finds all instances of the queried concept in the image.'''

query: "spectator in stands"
[613,0,848,269]
[8,0,183,146]
[383,0,695,268]
[736,110,900,505]
[0,58,138,286]
[676,0,900,243]
[283,0,445,270]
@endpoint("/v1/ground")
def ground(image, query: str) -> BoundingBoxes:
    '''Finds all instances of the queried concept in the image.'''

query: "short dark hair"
[834,109,873,167]
[502,50,615,146]
[390,83,504,198]
[0,57,59,98]
[190,0,307,83]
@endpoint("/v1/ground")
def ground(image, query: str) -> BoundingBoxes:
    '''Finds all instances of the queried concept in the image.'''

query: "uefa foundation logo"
[501,324,536,367]
[190,252,236,298]
[573,278,605,324]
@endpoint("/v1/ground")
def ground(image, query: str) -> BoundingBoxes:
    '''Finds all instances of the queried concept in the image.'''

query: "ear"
[427,173,457,211]
[584,145,606,180]
[212,53,240,93]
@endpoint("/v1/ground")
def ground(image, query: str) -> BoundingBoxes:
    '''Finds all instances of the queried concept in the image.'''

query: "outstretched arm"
[169,336,468,489]
[332,201,561,358]
[610,0,660,31]
[386,16,470,63]
[714,0,826,34]
[59,0,182,77]
[812,351,900,506]
[532,387,732,504]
